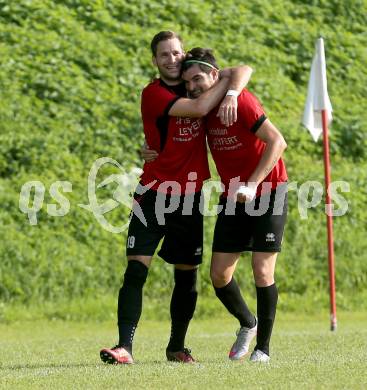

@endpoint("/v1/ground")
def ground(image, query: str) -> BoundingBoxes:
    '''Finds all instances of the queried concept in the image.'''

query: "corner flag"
[303,38,337,331]
[302,38,333,142]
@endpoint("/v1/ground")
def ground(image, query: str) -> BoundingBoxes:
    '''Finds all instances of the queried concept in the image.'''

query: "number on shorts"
[127,236,135,248]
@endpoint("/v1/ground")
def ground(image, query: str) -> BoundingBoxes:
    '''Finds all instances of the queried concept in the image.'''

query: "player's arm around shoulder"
[220,65,253,91]
[168,77,230,118]
[216,65,253,127]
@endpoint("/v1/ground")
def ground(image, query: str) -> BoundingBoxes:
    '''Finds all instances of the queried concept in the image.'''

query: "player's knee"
[174,267,197,291]
[210,268,229,288]
[253,267,274,287]
[123,259,149,287]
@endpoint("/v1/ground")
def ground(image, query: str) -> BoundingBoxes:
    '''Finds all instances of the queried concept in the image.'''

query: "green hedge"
[0,0,366,311]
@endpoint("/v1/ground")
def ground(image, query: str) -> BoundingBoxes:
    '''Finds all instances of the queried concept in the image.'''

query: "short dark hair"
[181,48,219,74]
[150,30,183,56]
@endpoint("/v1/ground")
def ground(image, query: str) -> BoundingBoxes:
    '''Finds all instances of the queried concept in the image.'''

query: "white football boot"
[249,349,270,363]
[229,321,257,360]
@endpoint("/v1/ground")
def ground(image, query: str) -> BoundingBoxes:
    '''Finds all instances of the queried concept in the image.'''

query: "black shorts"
[126,187,203,265]
[212,183,288,253]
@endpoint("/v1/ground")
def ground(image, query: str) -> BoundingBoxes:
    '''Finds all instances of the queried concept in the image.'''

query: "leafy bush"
[0,0,366,313]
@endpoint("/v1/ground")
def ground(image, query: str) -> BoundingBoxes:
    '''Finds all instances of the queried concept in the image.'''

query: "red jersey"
[206,89,287,197]
[140,79,210,194]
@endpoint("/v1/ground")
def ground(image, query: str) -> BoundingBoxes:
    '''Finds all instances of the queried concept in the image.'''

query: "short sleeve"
[141,83,179,120]
[141,82,180,151]
[237,90,267,133]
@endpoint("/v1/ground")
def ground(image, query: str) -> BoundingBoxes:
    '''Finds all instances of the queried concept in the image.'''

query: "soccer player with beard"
[181,48,288,363]
[100,32,253,364]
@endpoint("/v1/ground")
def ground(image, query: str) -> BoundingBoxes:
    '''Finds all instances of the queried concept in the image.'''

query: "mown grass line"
[0,312,366,389]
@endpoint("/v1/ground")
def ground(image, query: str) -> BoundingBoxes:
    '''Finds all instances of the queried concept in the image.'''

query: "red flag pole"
[321,109,337,331]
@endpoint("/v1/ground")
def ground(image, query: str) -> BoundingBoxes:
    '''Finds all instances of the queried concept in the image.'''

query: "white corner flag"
[302,37,333,142]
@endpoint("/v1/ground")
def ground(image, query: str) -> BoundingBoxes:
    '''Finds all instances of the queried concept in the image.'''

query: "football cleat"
[229,322,257,360]
[249,349,270,363]
[100,345,134,365]
[166,347,195,363]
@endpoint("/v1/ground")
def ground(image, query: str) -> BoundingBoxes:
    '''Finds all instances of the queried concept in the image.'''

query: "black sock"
[214,278,256,328]
[117,260,148,353]
[255,283,278,356]
[167,268,198,352]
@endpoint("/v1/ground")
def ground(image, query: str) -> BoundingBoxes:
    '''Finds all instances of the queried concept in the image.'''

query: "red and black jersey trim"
[250,114,267,133]
[155,80,186,151]
[156,96,181,151]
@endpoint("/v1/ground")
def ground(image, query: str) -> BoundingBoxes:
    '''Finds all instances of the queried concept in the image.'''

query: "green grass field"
[1,312,366,389]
